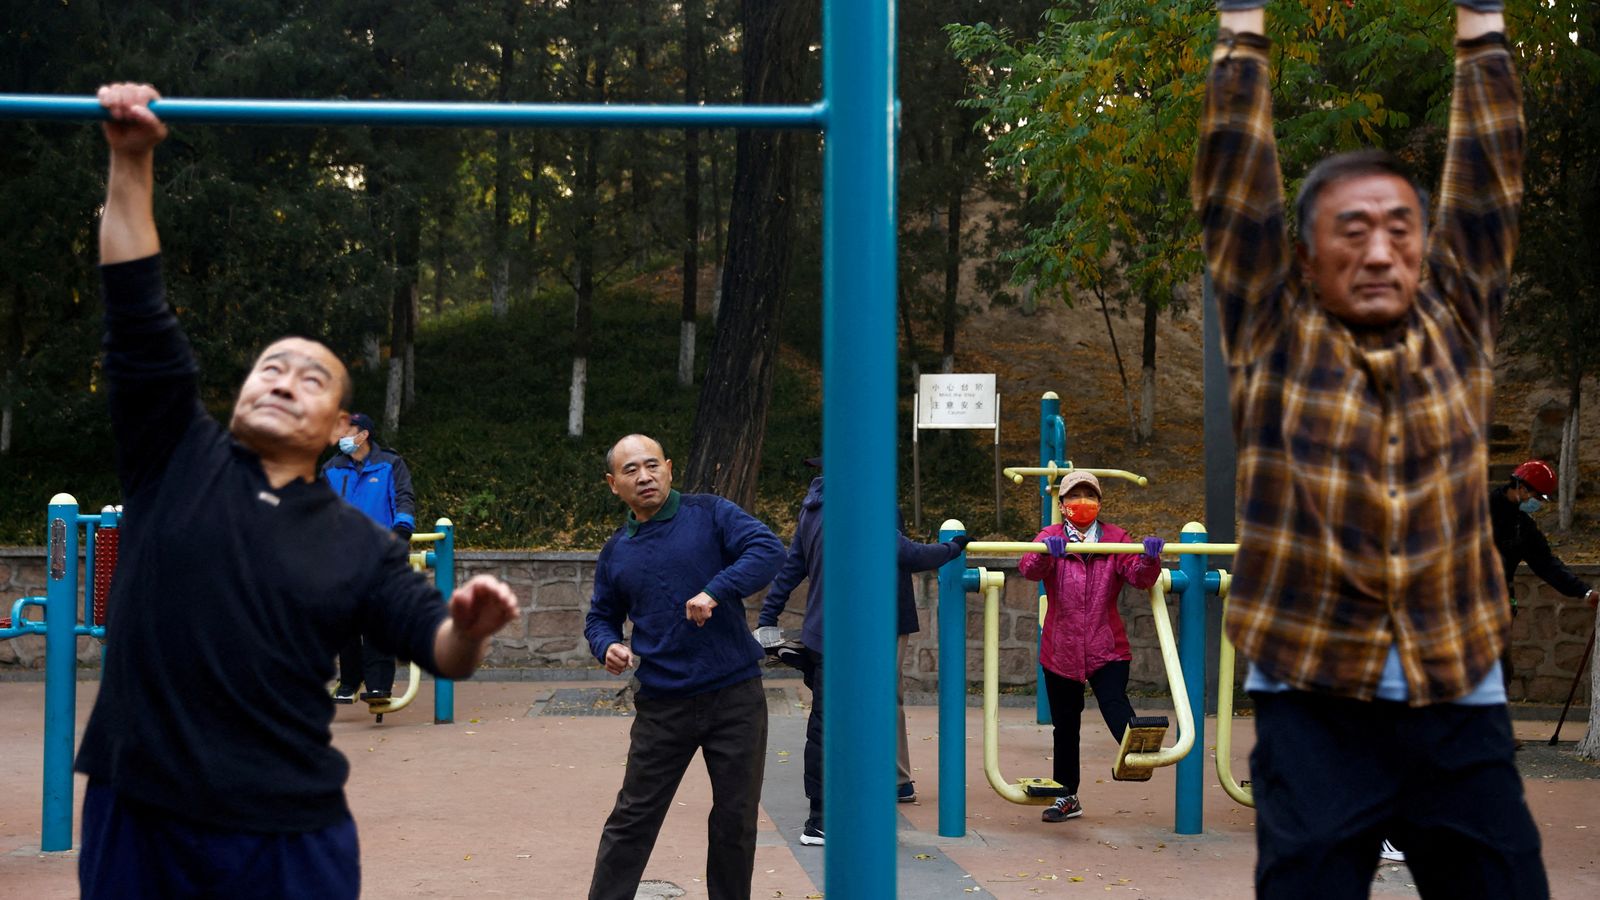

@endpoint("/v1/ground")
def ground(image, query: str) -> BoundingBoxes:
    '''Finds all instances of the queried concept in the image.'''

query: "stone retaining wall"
[3,547,1595,704]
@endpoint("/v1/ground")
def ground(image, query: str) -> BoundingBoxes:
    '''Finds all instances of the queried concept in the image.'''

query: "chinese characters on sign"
[917,374,997,428]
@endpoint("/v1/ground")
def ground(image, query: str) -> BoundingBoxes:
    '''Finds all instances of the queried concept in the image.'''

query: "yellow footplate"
[1018,777,1070,799]
[1112,715,1169,782]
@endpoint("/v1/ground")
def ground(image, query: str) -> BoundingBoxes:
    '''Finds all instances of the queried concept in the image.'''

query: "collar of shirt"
[626,489,682,537]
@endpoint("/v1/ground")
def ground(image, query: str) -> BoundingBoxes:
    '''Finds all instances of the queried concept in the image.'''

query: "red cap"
[1512,460,1556,500]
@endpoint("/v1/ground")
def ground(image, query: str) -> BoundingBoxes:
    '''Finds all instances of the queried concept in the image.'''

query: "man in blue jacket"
[756,466,968,845]
[322,412,417,702]
[584,433,785,900]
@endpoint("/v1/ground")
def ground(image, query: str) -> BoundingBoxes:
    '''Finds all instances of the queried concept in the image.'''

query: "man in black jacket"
[1490,460,1600,699]
[76,83,520,900]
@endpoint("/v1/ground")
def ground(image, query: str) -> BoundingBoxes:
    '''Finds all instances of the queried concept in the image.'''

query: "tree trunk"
[1094,283,1137,442]
[526,141,542,301]
[568,70,603,439]
[363,334,381,371]
[1579,603,1600,760]
[2,283,19,455]
[683,0,816,508]
[1558,370,1581,531]
[1138,292,1158,444]
[386,197,422,431]
[432,202,450,316]
[709,132,724,322]
[678,0,704,388]
[490,10,515,321]
[940,153,965,374]
[898,279,922,385]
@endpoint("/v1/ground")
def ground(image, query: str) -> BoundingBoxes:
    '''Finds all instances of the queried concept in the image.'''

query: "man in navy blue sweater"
[584,433,785,900]
[757,470,967,845]
[76,84,521,900]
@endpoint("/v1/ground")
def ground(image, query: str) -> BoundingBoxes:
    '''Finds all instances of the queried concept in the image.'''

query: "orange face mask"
[1063,497,1100,528]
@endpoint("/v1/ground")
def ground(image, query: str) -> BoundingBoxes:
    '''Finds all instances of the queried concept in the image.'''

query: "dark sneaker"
[800,824,825,846]
[1041,795,1083,822]
[897,782,917,803]
[360,690,392,702]
[333,688,357,705]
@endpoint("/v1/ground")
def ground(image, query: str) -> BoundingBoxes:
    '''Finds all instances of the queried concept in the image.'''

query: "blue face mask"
[1519,497,1542,514]
[338,436,360,455]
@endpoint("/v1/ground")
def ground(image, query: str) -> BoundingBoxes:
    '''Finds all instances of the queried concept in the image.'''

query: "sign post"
[913,373,1000,530]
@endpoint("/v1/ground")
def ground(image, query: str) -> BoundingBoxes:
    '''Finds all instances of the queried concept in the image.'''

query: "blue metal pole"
[0,94,825,131]
[434,518,456,725]
[1036,392,1061,725]
[42,494,79,852]
[936,521,968,838]
[821,1,896,894]
[1175,522,1209,834]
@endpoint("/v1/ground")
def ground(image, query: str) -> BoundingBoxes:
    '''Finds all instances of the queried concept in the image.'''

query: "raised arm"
[1427,5,1522,346]
[1192,4,1287,368]
[98,84,166,265]
[96,83,206,497]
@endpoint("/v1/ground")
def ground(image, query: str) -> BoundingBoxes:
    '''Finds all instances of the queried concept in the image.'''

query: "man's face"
[230,337,349,461]
[606,435,673,518]
[1301,173,1424,328]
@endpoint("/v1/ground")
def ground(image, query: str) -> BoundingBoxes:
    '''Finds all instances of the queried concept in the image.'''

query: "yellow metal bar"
[366,661,422,717]
[1213,573,1254,807]
[1002,464,1150,487]
[966,540,1241,557]
[1119,572,1195,770]
[979,570,1047,804]
[408,531,447,543]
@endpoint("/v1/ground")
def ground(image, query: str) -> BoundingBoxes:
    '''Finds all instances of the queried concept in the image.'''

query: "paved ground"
[1,676,1597,898]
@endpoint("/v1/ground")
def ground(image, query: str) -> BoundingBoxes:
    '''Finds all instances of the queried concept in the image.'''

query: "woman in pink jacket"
[1018,470,1164,823]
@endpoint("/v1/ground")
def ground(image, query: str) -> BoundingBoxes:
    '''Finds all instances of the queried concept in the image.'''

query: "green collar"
[626,489,682,537]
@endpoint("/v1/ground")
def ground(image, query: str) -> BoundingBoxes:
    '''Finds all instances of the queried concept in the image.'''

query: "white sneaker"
[1380,840,1406,863]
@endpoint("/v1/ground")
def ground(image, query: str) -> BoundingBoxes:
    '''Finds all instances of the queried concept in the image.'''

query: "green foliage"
[946,0,1462,318]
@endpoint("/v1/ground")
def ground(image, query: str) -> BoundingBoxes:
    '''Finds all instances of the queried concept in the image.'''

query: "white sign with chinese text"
[917,374,997,429]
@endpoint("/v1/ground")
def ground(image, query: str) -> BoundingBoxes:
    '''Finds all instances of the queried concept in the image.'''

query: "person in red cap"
[1490,460,1600,700]
[1017,470,1164,823]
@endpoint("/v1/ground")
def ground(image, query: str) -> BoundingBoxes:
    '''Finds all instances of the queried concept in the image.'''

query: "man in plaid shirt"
[1195,1,1547,896]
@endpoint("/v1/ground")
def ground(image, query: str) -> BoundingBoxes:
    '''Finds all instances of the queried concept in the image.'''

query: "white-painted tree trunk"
[1558,393,1580,531]
[710,267,723,324]
[1021,278,1037,315]
[1578,604,1600,759]
[383,356,403,437]
[1,394,11,455]
[362,334,381,371]
[941,354,954,374]
[677,320,696,387]
[567,357,587,438]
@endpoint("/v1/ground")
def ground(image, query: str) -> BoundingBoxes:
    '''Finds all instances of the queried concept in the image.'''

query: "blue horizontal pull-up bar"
[0,94,828,131]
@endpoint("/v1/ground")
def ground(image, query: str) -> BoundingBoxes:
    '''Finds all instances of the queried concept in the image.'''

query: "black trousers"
[803,650,824,828]
[336,635,394,694]
[1251,691,1547,900]
[589,676,768,900]
[1042,660,1135,793]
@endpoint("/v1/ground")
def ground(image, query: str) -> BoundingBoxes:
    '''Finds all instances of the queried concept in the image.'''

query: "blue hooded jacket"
[321,442,416,532]
[759,476,964,649]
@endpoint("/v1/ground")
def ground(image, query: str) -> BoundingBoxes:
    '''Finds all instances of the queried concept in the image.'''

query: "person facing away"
[1196,2,1546,896]
[1489,459,1600,694]
[322,411,417,703]
[754,466,968,846]
[1017,470,1163,823]
[583,433,785,900]
[74,83,521,900]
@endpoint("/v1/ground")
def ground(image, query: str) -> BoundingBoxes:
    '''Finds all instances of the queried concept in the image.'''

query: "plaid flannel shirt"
[1193,31,1524,704]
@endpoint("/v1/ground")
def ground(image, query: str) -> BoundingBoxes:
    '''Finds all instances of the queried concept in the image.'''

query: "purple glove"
[1142,537,1165,560]
[1042,535,1068,558]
